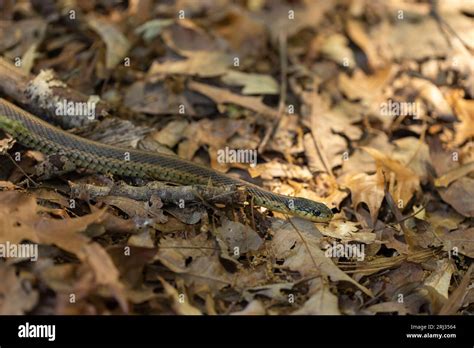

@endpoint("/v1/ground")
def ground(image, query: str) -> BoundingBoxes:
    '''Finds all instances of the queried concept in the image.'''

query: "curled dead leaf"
[362,147,420,207]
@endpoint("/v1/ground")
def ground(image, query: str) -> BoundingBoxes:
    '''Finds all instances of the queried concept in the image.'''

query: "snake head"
[0,115,27,136]
[290,197,334,222]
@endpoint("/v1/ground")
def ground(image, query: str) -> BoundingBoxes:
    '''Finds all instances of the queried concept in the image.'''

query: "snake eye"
[314,210,321,217]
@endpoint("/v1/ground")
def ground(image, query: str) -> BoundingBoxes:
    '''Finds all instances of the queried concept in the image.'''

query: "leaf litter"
[0,0,472,315]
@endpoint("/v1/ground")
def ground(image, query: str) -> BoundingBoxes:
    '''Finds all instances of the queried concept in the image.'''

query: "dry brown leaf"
[423,209,465,233]
[127,0,153,24]
[439,264,473,315]
[216,219,263,254]
[2,0,472,317]
[338,66,396,104]
[0,191,129,310]
[0,264,38,314]
[341,169,385,222]
[302,90,362,172]
[362,147,420,207]
[107,245,157,289]
[159,277,202,315]
[259,0,332,41]
[161,19,225,54]
[165,205,206,225]
[319,34,355,67]
[352,249,438,277]
[248,160,313,181]
[375,262,425,300]
[212,8,267,59]
[155,233,232,292]
[21,42,40,74]
[135,19,173,42]
[338,66,398,128]
[380,227,409,255]
[178,118,245,164]
[270,218,372,296]
[409,78,453,118]
[207,126,259,173]
[438,178,474,217]
[188,81,278,119]
[440,227,474,258]
[292,278,340,315]
[445,90,474,146]
[151,120,189,148]
[221,70,278,95]
[99,195,166,221]
[124,81,197,116]
[368,15,458,61]
[0,133,15,153]
[392,137,430,182]
[37,263,81,293]
[87,15,130,69]
[428,137,461,177]
[83,243,129,312]
[341,132,394,176]
[434,161,474,188]
[231,266,269,293]
[424,259,455,300]
[346,19,384,69]
[0,180,17,190]
[155,234,214,272]
[317,220,376,244]
[243,282,295,303]
[0,18,47,58]
[267,114,304,156]
[149,51,232,77]
[32,188,70,208]
[128,230,155,248]
[0,192,43,244]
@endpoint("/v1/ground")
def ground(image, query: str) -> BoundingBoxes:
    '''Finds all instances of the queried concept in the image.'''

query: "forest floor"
[0,0,472,315]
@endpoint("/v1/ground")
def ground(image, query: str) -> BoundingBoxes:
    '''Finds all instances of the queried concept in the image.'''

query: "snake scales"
[0,98,333,222]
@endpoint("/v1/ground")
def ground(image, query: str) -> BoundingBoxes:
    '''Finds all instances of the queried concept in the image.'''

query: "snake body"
[0,98,333,222]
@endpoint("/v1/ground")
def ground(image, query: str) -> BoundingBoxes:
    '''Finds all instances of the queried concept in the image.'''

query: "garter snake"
[0,98,333,222]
